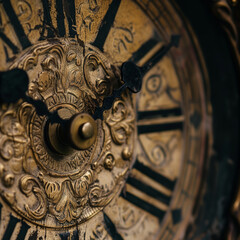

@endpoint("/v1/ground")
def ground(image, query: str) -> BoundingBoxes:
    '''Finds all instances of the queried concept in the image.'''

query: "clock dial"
[0,0,238,239]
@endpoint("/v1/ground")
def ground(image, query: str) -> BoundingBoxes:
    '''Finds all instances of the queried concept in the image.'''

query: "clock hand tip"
[121,61,142,93]
[0,68,29,103]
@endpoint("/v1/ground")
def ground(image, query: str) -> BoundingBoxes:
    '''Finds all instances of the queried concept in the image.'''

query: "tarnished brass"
[64,113,97,150]
[81,122,94,139]
[0,37,136,229]
[0,0,214,239]
[47,113,97,154]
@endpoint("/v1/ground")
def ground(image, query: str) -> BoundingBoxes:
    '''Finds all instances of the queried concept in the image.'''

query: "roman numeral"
[138,107,182,120]
[133,160,176,191]
[0,32,19,62]
[128,38,159,64]
[2,0,31,49]
[0,203,31,240]
[41,0,76,38]
[121,159,176,221]
[41,0,55,38]
[128,35,180,76]
[15,221,31,240]
[137,121,183,134]
[126,177,171,206]
[59,230,79,240]
[103,213,123,240]
[92,0,122,51]
[0,32,19,55]
[0,202,31,240]
[140,35,180,73]
[64,0,76,38]
[55,0,66,37]
[137,108,184,135]
[2,214,20,240]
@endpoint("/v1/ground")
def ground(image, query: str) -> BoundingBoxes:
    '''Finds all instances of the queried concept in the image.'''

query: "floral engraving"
[0,39,135,228]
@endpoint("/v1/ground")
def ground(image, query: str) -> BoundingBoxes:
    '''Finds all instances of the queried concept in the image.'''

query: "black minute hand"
[93,35,181,120]
[0,35,180,121]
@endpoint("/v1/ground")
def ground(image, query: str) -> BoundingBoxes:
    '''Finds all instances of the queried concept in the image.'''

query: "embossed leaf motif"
[106,100,135,145]
[20,175,47,220]
[39,170,95,223]
[0,109,29,174]
[40,176,63,203]
[89,172,126,207]
[73,170,94,197]
[0,136,14,161]
[84,54,117,101]
[49,181,83,223]
[0,39,135,227]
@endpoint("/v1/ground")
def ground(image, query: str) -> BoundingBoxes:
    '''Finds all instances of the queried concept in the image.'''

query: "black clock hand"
[0,69,63,123]
[93,35,180,120]
[0,35,180,121]
[0,68,28,104]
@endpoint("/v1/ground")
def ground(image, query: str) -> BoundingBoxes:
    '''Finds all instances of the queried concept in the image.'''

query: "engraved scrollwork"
[2,173,15,187]
[0,39,135,228]
[0,136,14,161]
[89,168,127,208]
[90,224,110,240]
[38,169,96,223]
[83,53,120,104]
[106,99,135,145]
[140,132,179,168]
[48,181,83,223]
[73,170,94,198]
[0,108,29,174]
[19,175,47,220]
[40,176,62,203]
[112,26,134,53]
[17,0,32,22]
[145,71,180,105]
[89,183,120,208]
[77,0,101,41]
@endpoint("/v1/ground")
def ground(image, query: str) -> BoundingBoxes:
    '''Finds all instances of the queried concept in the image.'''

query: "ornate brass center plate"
[0,38,135,228]
[1,0,233,239]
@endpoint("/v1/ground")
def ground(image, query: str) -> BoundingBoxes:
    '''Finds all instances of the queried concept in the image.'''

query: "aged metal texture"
[0,38,135,228]
[0,0,217,239]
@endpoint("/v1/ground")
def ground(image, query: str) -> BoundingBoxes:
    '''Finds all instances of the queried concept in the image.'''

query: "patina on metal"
[2,0,237,239]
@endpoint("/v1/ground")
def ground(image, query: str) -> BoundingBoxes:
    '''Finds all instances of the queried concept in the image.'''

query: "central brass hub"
[4,39,135,228]
[46,113,97,155]
[80,122,94,139]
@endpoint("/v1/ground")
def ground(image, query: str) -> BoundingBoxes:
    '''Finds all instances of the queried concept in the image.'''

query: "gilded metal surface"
[0,0,210,239]
[0,38,135,228]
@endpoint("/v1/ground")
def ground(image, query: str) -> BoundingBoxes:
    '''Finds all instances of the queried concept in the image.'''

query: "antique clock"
[0,0,239,239]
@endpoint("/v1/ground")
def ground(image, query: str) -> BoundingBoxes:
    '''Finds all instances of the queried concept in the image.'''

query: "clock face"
[0,0,211,239]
